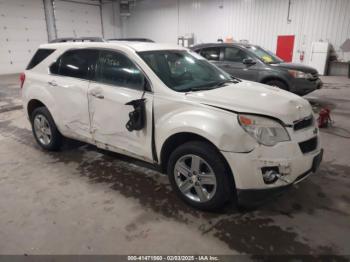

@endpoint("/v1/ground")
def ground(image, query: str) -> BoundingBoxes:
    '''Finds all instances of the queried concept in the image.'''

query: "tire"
[167,141,235,211]
[31,107,63,151]
[265,79,288,91]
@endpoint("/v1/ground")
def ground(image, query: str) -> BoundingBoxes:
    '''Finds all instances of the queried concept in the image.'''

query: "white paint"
[0,0,47,74]
[22,41,321,191]
[124,0,350,64]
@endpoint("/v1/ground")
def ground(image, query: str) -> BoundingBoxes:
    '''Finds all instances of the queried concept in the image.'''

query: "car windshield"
[244,46,283,64]
[138,50,234,92]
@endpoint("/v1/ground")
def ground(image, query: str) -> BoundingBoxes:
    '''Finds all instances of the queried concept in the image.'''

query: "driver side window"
[95,50,145,91]
[224,47,248,63]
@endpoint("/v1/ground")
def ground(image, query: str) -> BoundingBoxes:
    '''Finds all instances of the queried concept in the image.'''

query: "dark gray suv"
[191,43,323,96]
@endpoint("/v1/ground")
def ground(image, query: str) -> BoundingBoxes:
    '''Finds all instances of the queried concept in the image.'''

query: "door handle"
[48,81,57,87]
[91,93,104,99]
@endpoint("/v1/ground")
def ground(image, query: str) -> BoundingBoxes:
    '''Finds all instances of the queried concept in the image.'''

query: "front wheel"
[167,141,234,211]
[265,79,288,91]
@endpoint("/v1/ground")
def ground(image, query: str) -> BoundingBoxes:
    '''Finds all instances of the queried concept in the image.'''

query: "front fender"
[155,99,257,159]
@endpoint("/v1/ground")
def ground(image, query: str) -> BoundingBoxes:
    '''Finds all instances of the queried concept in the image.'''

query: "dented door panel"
[88,82,154,161]
[47,76,92,140]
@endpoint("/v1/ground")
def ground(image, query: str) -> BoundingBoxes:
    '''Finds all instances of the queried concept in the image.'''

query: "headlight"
[288,70,312,79]
[238,114,290,146]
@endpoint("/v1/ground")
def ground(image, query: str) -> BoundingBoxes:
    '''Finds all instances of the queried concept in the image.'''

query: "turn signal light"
[238,115,252,126]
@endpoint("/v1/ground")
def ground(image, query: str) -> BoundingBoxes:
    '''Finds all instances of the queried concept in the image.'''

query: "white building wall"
[0,0,119,75]
[53,0,102,38]
[102,1,123,39]
[0,0,48,74]
[124,0,350,64]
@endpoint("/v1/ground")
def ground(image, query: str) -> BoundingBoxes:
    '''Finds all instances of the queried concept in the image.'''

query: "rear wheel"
[167,141,234,210]
[265,79,288,91]
[31,107,62,151]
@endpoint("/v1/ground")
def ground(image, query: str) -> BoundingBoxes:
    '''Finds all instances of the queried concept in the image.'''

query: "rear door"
[47,49,98,140]
[220,47,259,81]
[88,50,154,161]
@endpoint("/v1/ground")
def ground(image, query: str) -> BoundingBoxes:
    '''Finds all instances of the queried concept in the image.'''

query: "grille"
[299,137,318,154]
[294,115,314,131]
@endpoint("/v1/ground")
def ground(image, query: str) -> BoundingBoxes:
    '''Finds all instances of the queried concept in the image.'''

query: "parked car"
[191,43,323,96]
[21,41,323,210]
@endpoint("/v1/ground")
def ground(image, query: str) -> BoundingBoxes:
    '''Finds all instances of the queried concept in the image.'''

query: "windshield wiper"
[181,86,214,92]
[211,79,240,88]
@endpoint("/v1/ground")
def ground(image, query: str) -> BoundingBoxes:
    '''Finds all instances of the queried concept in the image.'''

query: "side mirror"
[243,58,256,65]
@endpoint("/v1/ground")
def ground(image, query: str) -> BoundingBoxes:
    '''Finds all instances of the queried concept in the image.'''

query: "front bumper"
[291,78,323,96]
[221,131,323,206]
[236,149,323,207]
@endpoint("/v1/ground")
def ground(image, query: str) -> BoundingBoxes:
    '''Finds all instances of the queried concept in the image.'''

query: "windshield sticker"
[261,55,273,63]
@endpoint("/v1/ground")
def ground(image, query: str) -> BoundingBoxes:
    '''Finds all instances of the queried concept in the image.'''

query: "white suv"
[21,40,323,210]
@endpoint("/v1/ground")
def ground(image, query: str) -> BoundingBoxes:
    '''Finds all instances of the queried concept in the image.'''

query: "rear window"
[26,49,55,70]
[50,49,98,80]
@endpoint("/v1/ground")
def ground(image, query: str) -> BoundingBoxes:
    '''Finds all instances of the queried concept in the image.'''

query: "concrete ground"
[0,74,349,257]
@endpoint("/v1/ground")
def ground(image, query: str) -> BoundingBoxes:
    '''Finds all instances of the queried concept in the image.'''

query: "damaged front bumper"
[236,149,323,207]
[221,135,323,207]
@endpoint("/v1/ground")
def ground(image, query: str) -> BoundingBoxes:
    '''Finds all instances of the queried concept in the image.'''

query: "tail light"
[19,72,25,89]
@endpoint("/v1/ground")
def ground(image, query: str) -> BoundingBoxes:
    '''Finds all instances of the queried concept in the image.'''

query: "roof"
[40,41,187,52]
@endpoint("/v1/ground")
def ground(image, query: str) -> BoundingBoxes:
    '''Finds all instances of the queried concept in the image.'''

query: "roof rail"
[49,37,105,43]
[108,38,155,43]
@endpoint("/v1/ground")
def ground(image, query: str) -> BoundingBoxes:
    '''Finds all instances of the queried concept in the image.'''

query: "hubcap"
[33,114,52,146]
[174,154,217,203]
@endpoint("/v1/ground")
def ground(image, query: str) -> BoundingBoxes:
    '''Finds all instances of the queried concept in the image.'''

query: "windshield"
[244,46,283,64]
[138,50,234,92]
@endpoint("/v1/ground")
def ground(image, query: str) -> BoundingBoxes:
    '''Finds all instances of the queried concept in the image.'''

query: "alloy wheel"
[33,114,52,146]
[174,154,217,203]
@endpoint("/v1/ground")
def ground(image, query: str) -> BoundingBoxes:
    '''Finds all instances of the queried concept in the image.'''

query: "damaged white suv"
[22,40,323,210]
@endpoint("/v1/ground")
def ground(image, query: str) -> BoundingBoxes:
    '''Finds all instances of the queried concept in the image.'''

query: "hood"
[271,62,318,74]
[186,81,312,125]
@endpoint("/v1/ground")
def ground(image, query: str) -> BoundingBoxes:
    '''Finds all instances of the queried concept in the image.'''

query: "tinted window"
[224,47,248,62]
[95,50,144,90]
[27,49,55,70]
[53,49,98,80]
[200,47,220,61]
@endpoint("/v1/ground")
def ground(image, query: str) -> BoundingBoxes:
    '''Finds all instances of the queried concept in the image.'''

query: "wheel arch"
[27,99,48,120]
[261,76,290,90]
[159,132,233,181]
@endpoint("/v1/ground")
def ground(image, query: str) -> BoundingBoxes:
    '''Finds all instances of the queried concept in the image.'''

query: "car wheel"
[31,107,62,151]
[265,79,288,91]
[167,141,234,211]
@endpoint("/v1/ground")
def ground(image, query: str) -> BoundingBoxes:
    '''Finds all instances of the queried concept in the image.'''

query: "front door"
[88,50,154,161]
[276,35,295,62]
